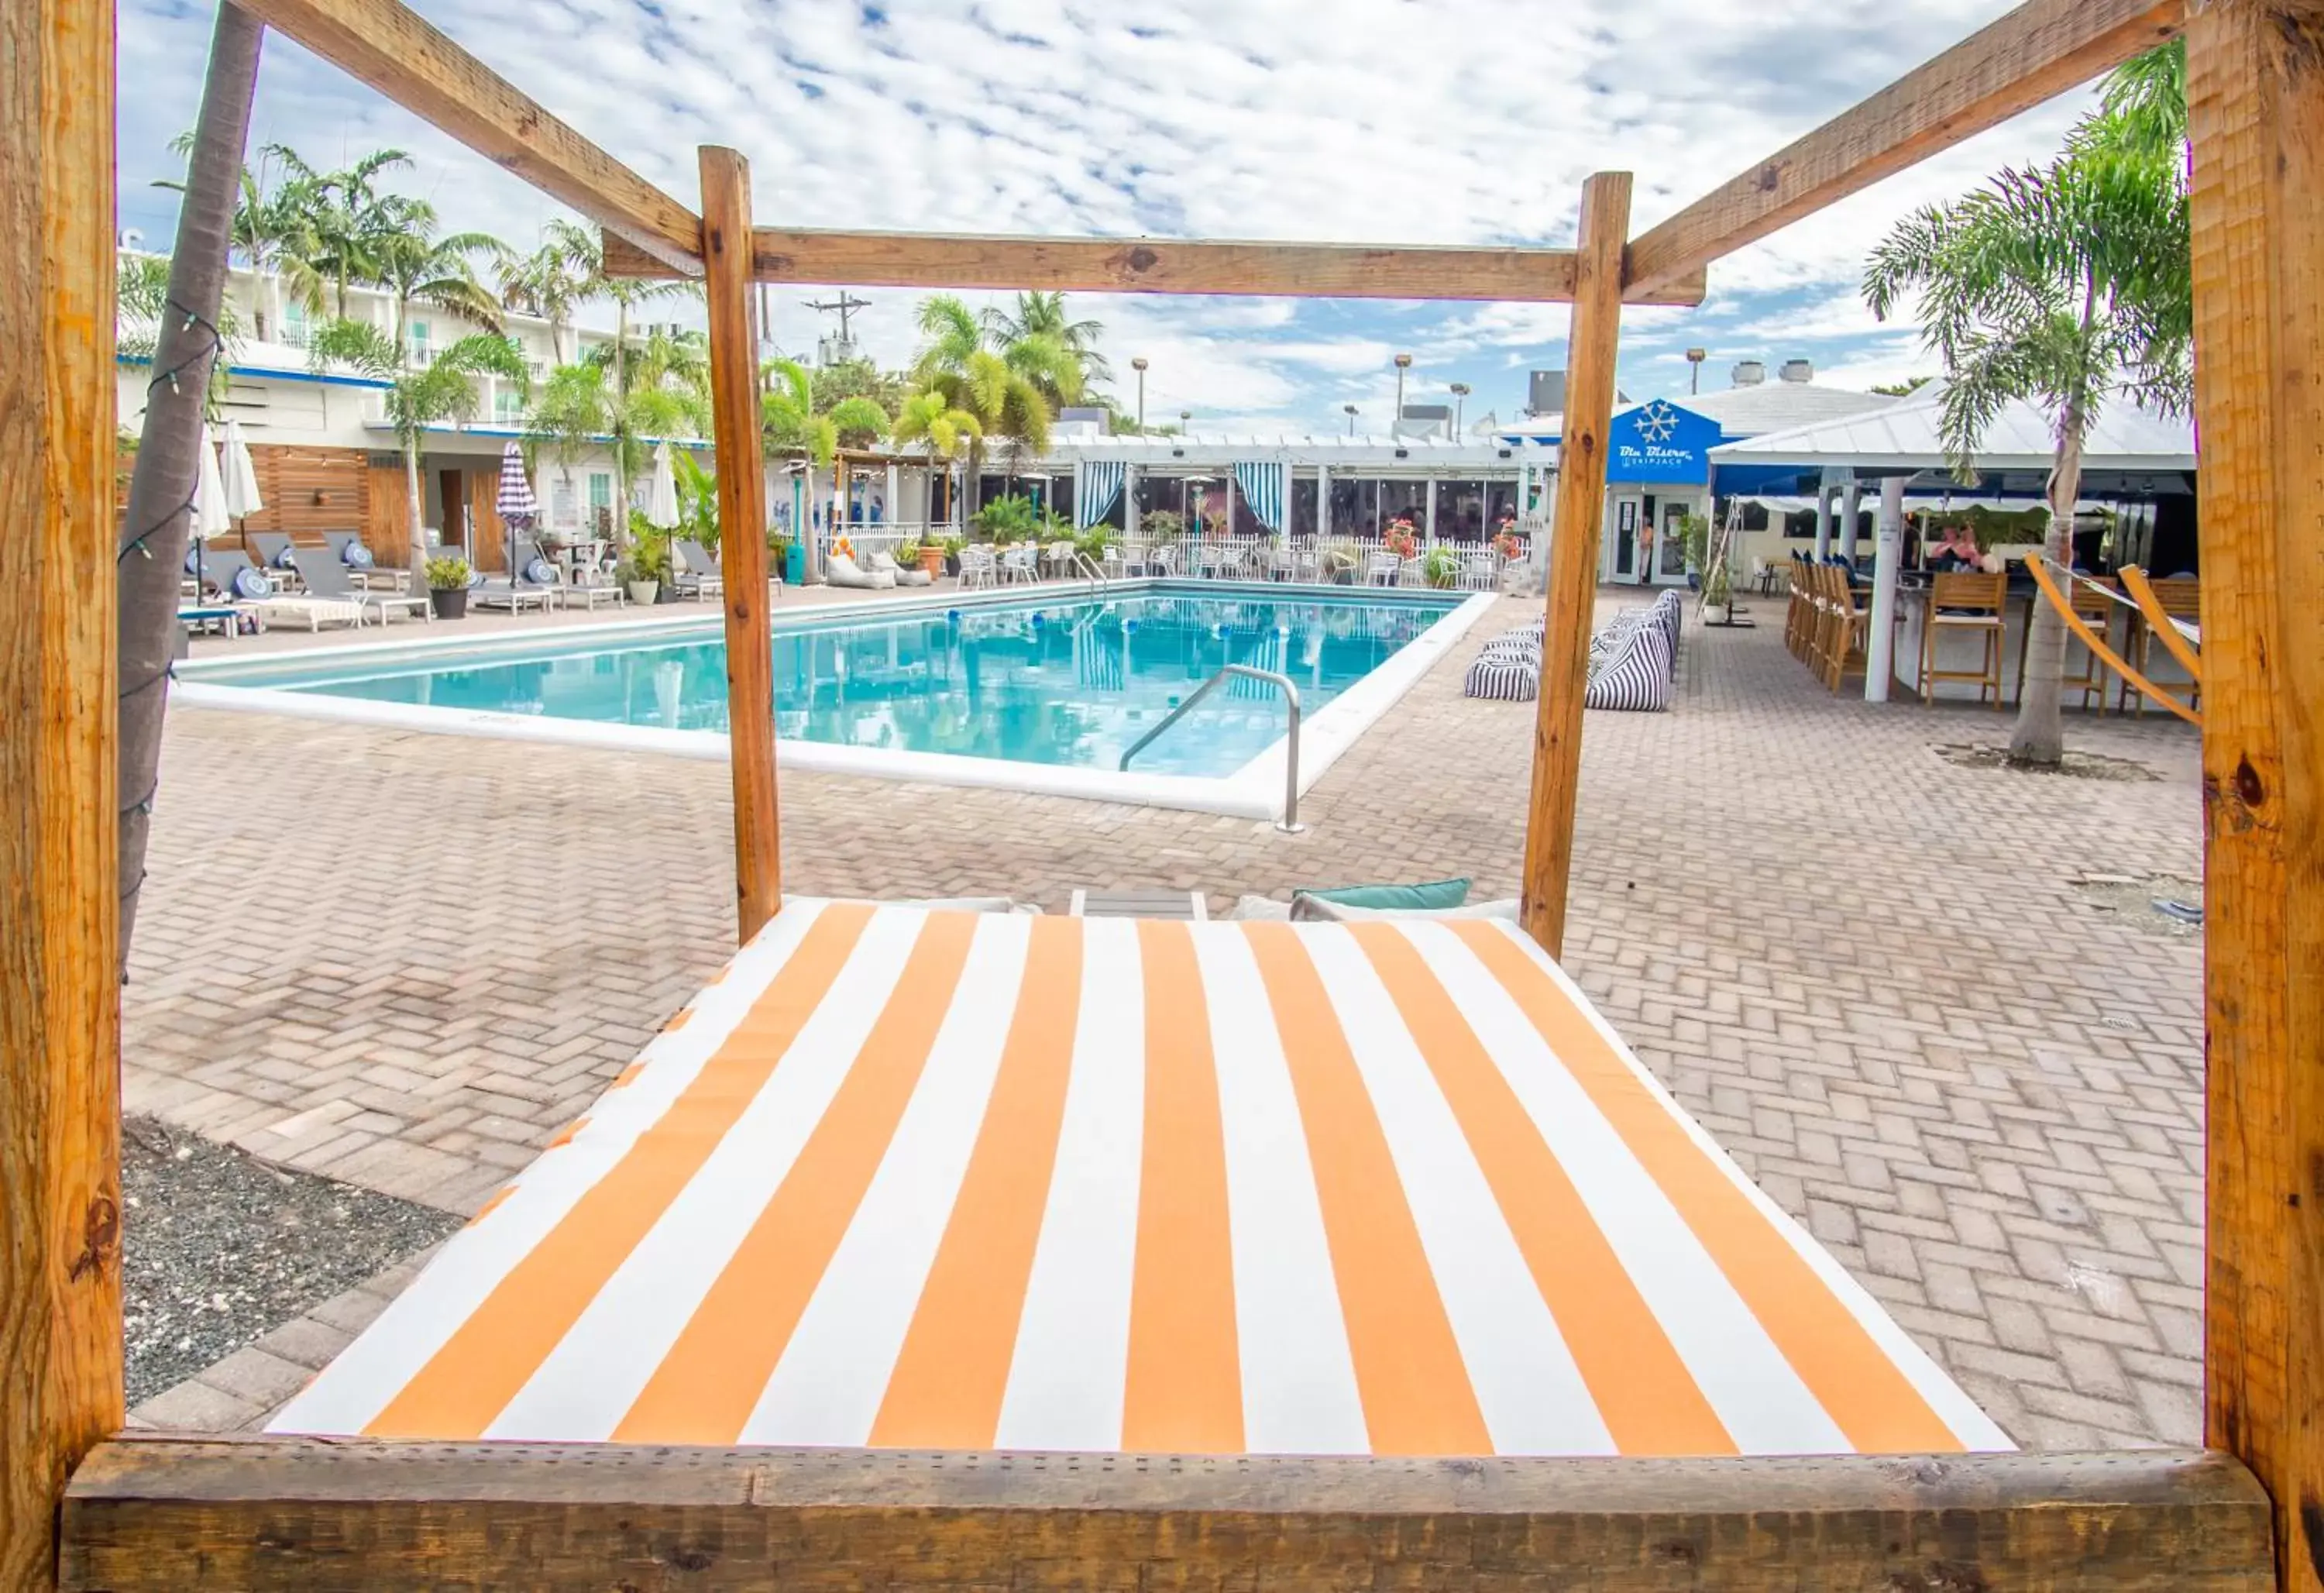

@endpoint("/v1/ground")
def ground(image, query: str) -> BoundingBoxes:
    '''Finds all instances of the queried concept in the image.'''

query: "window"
[495,388,523,423]
[281,301,309,349]
[588,473,613,534]
[408,319,431,363]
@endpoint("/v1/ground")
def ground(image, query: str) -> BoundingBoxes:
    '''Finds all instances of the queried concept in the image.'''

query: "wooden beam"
[1520,173,1630,958]
[601,227,1710,306]
[1626,0,2187,298]
[1,0,122,1580]
[60,1436,2271,1592]
[2185,7,2324,1593]
[699,146,781,945]
[229,0,703,274]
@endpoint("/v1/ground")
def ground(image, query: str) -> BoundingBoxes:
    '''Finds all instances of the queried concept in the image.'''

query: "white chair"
[1366,552,1403,587]
[1461,551,1500,592]
[957,546,997,590]
[999,545,1038,584]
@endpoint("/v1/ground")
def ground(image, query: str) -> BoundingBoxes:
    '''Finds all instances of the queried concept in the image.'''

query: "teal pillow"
[1300,876,1470,911]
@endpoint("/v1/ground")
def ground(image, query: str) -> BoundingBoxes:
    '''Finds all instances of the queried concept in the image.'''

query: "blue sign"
[1607,400,1720,486]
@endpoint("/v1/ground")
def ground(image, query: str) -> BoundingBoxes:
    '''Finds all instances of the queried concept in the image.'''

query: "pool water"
[224,587,1463,778]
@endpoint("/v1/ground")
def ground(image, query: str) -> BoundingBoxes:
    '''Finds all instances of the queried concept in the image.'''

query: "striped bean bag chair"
[1584,618,1674,711]
[1465,652,1539,701]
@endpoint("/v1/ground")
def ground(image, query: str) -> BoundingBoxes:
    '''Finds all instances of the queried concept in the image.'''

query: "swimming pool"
[179,581,1494,817]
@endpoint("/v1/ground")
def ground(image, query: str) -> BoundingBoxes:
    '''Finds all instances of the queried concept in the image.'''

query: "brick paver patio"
[127,589,2207,1447]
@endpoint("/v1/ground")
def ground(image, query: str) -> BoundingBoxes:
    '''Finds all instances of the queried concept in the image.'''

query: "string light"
[118,297,226,931]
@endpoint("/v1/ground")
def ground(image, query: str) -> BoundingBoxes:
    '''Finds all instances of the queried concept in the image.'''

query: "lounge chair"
[672,540,726,603]
[296,548,432,625]
[825,550,896,590]
[473,540,561,613]
[245,532,303,583]
[319,530,367,566]
[201,549,366,632]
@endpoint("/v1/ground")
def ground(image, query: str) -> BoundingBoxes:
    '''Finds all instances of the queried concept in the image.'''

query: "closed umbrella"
[220,418,263,521]
[192,423,232,594]
[647,442,681,530]
[494,440,538,579]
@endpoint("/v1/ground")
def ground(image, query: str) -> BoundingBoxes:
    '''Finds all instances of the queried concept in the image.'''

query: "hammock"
[2022,556,2200,726]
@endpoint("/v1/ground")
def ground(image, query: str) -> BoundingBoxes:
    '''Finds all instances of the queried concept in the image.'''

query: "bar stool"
[1919,571,2007,708]
[2122,576,2200,717]
[2017,576,2117,713]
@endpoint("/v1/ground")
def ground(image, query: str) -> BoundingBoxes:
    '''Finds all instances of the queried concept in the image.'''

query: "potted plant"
[1420,545,1461,590]
[620,532,669,606]
[940,535,965,576]
[1702,556,1734,624]
[767,528,803,585]
[1384,519,1418,561]
[424,555,472,619]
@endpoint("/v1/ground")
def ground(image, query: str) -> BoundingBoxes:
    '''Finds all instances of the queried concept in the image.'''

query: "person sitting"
[1928,524,1984,573]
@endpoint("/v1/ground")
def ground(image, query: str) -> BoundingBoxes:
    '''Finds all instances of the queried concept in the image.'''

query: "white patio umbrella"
[646,441,681,530]
[219,418,264,522]
[192,423,232,593]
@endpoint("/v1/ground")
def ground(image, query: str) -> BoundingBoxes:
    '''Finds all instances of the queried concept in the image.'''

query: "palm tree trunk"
[2007,400,2088,768]
[404,438,429,584]
[116,1,263,972]
[611,300,631,551]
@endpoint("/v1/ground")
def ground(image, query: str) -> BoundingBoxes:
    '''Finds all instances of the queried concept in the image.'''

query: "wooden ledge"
[63,1436,2271,1591]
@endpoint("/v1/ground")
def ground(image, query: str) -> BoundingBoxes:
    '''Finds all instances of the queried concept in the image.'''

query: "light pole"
[1392,353,1413,432]
[1179,409,1191,435]
[1449,380,1470,435]
[1686,347,1707,395]
[1131,356,1148,430]
[1343,403,1359,437]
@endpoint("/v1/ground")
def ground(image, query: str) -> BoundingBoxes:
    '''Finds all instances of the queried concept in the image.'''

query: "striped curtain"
[1074,459,1126,529]
[1232,461,1287,532]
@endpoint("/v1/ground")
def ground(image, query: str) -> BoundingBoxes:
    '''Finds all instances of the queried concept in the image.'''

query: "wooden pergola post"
[2185,6,2324,1591]
[698,146,781,944]
[1519,171,1630,957]
[1,0,122,1581]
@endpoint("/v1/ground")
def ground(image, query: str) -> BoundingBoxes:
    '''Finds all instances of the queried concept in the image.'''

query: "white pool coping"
[175,580,1497,821]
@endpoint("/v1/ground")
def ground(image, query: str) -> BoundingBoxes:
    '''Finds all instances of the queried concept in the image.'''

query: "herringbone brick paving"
[127,590,2207,1447]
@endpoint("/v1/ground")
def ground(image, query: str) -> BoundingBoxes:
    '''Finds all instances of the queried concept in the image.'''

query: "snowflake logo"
[1634,400,1681,445]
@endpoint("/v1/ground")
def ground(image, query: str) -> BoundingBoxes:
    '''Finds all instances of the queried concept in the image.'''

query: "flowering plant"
[1494,529,1525,562]
[1384,519,1418,559]
[833,533,856,562]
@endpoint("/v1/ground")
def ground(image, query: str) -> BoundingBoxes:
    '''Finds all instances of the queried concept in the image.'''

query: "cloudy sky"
[119,0,2104,433]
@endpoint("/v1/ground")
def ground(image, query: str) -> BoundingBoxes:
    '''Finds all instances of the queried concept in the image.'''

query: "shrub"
[422,556,471,591]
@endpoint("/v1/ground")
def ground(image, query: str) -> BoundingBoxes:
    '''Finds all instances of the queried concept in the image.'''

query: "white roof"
[1030,432,1552,470]
[1709,388,2196,472]
[1681,381,1899,438]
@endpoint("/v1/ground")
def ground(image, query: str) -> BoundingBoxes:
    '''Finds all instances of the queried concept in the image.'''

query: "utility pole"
[803,292,871,366]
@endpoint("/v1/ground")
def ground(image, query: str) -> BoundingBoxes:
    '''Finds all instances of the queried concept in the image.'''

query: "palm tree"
[273,146,414,317]
[370,217,511,353]
[889,388,982,531]
[985,290,1112,385]
[1863,44,2188,768]
[159,136,325,341]
[309,320,530,580]
[576,326,711,548]
[761,356,890,466]
[116,2,265,967]
[499,218,600,365]
[525,361,614,528]
[907,296,1057,518]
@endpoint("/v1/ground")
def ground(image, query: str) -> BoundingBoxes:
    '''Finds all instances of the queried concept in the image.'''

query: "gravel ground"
[122,1116,462,1404]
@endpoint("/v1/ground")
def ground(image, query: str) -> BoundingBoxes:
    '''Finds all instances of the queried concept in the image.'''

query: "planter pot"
[1703,602,1731,625]
[944,553,961,577]
[627,580,660,606]
[429,586,469,620]
[919,548,946,577]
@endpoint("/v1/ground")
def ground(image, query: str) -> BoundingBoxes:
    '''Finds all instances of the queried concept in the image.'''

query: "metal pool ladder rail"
[1119,665,1306,832]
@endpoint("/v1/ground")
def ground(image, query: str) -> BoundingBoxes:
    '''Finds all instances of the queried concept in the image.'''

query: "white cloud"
[118,0,2108,429]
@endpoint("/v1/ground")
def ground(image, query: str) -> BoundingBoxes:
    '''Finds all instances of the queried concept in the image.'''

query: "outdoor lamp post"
[1343,403,1359,437]
[1393,353,1413,432]
[1686,347,1708,395]
[1131,356,1148,429]
[1179,409,1191,435]
[1449,381,1471,435]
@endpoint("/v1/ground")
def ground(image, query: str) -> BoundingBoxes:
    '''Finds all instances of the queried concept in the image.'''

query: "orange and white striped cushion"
[271,902,2007,1457]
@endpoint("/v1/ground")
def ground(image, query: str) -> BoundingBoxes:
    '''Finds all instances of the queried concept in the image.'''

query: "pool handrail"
[1119,663,1305,832]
